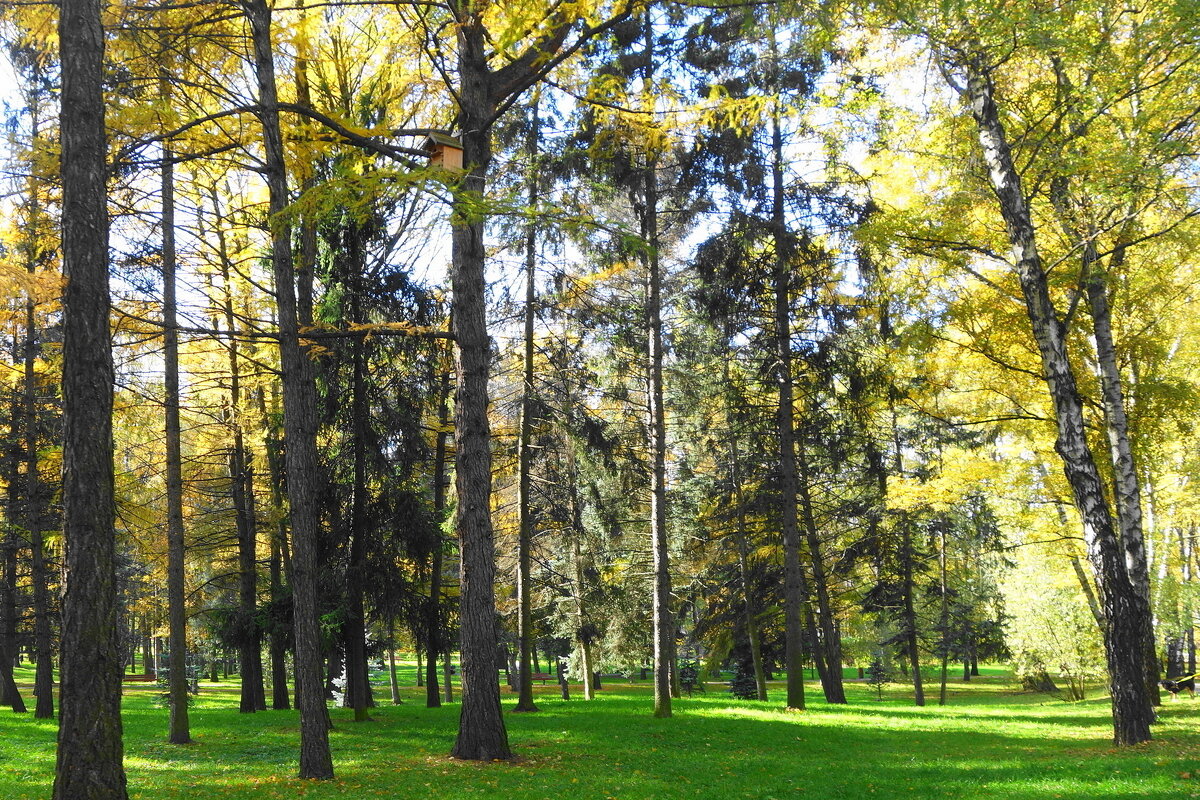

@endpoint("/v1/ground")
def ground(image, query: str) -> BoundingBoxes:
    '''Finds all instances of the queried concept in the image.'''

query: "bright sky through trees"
[0,0,1198,794]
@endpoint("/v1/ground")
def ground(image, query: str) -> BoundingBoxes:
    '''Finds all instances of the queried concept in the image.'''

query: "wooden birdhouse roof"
[422,132,462,153]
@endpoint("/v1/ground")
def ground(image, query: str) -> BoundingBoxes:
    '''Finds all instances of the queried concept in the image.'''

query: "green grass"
[1,666,1198,799]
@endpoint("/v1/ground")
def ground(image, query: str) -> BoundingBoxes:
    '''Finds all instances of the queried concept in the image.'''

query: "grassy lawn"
[1,666,1198,799]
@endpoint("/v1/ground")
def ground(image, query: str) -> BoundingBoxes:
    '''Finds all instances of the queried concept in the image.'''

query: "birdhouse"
[422,132,464,171]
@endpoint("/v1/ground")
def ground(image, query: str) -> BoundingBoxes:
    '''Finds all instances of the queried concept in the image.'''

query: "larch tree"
[242,0,334,777]
[54,0,130,795]
[11,43,58,721]
[513,95,543,714]
[426,0,636,760]
[159,74,192,743]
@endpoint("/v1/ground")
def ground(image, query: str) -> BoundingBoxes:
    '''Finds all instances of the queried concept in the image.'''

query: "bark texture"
[771,100,805,712]
[796,438,845,703]
[513,100,540,714]
[162,134,192,742]
[645,154,674,720]
[449,10,511,760]
[54,0,129,794]
[23,77,53,721]
[961,54,1152,745]
[427,363,450,708]
[245,0,334,776]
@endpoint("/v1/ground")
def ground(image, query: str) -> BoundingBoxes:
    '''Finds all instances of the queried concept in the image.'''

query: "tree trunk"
[212,207,263,716]
[1048,469,1109,638]
[557,657,570,700]
[231,416,259,715]
[959,54,1152,745]
[737,537,769,702]
[256,395,291,714]
[261,390,291,711]
[804,612,828,686]
[938,523,949,706]
[267,495,290,710]
[448,14,511,761]
[427,361,450,708]
[22,79,53,721]
[325,649,342,702]
[161,120,191,741]
[1183,527,1197,676]
[247,479,266,713]
[0,636,25,713]
[292,0,317,332]
[1084,244,1159,706]
[26,351,54,719]
[513,97,541,715]
[0,481,20,711]
[899,512,925,706]
[54,0,128,794]
[1047,63,1158,704]
[388,619,401,704]
[345,290,370,722]
[566,453,595,701]
[730,424,768,702]
[143,634,154,678]
[637,13,675,722]
[770,93,805,713]
[245,0,333,776]
[1070,554,1106,635]
[646,172,673,718]
[796,438,845,703]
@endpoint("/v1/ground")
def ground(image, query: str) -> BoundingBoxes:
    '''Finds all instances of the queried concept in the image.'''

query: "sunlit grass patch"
[0,667,1197,798]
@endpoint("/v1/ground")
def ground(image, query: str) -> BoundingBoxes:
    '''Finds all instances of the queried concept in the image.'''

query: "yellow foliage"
[887,451,1002,512]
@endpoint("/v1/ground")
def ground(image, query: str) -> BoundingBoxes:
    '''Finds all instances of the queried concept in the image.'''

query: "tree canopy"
[1,0,1199,791]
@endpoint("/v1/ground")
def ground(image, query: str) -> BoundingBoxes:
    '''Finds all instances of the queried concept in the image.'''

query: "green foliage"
[207,606,261,651]
[728,658,759,700]
[678,658,705,696]
[1003,556,1104,702]
[866,654,892,700]
[154,652,203,707]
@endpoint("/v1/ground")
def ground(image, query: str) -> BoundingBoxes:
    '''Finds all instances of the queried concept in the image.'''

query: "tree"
[866,653,891,700]
[947,38,1153,746]
[434,0,635,759]
[159,77,192,742]
[242,0,334,777]
[8,41,58,721]
[53,0,129,795]
[513,96,542,715]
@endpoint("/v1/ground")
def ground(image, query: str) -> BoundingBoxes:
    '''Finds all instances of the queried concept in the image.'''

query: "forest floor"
[0,664,1197,799]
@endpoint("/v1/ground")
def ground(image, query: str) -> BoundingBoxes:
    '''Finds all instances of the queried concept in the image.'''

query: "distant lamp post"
[423,132,464,171]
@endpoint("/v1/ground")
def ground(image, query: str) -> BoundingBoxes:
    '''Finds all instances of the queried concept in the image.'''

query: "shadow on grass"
[0,683,1197,799]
